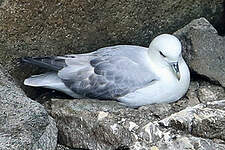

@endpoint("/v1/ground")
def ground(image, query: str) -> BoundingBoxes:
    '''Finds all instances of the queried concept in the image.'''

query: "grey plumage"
[23,45,156,100]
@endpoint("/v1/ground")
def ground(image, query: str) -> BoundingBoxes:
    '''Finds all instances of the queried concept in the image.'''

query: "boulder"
[138,120,225,150]
[174,17,225,87]
[49,80,225,149]
[166,80,225,113]
[154,100,225,150]
[160,100,225,141]
[0,0,224,75]
[0,66,58,150]
[50,99,137,150]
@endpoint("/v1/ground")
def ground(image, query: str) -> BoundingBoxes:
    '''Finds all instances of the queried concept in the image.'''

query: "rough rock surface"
[0,1,225,149]
[153,100,225,150]
[0,66,58,150]
[174,17,225,87]
[0,0,224,74]
[49,79,225,150]
[56,144,79,150]
[160,100,225,141]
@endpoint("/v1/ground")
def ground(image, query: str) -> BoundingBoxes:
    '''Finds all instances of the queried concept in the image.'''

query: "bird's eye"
[159,51,166,57]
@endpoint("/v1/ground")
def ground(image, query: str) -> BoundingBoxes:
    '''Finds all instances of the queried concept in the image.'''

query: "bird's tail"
[21,57,66,71]
[24,72,62,87]
[24,72,82,98]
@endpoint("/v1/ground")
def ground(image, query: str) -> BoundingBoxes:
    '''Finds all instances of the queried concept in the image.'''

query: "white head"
[148,34,182,80]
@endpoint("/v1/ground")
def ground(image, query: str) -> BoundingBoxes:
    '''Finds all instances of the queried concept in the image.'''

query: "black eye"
[159,51,166,57]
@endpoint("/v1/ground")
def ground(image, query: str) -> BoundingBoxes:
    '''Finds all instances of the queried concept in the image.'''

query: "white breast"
[118,57,190,107]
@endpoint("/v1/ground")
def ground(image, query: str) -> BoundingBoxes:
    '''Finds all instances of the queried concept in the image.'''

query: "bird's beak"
[171,62,180,81]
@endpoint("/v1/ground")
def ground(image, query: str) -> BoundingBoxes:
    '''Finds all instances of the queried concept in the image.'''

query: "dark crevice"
[116,146,130,150]
[214,0,225,36]
[57,139,89,150]
[22,85,73,104]
[190,70,222,86]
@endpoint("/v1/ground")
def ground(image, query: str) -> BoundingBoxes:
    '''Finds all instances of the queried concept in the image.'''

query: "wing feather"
[58,46,157,99]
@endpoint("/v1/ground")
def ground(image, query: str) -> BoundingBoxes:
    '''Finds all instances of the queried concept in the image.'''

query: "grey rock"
[0,66,58,150]
[174,17,225,87]
[173,80,225,112]
[0,0,223,77]
[50,99,149,150]
[134,100,225,150]
[56,144,69,150]
[49,79,225,149]
[159,100,225,145]
[138,126,225,150]
[196,81,225,103]
[56,144,79,150]
[32,117,58,150]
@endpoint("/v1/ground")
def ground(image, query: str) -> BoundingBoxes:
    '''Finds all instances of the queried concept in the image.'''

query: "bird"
[22,34,190,107]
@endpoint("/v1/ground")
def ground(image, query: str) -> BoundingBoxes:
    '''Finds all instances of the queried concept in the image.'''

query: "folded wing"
[23,45,158,100]
[58,53,157,99]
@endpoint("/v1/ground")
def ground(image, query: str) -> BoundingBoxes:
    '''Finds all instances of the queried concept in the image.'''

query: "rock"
[196,81,225,103]
[0,66,58,150]
[49,79,225,150]
[135,100,225,150]
[174,17,225,87]
[172,80,225,112]
[49,98,188,149]
[56,144,79,150]
[50,99,152,150]
[138,126,225,150]
[0,0,224,76]
[160,100,225,143]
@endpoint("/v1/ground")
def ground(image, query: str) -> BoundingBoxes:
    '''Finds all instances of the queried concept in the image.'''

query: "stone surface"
[0,66,58,150]
[49,79,225,149]
[159,100,225,148]
[0,0,224,75]
[50,99,148,150]
[172,80,225,112]
[56,144,79,150]
[136,119,225,150]
[137,124,225,150]
[174,17,225,87]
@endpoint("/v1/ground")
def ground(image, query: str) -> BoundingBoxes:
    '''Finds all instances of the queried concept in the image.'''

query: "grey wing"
[58,55,157,100]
